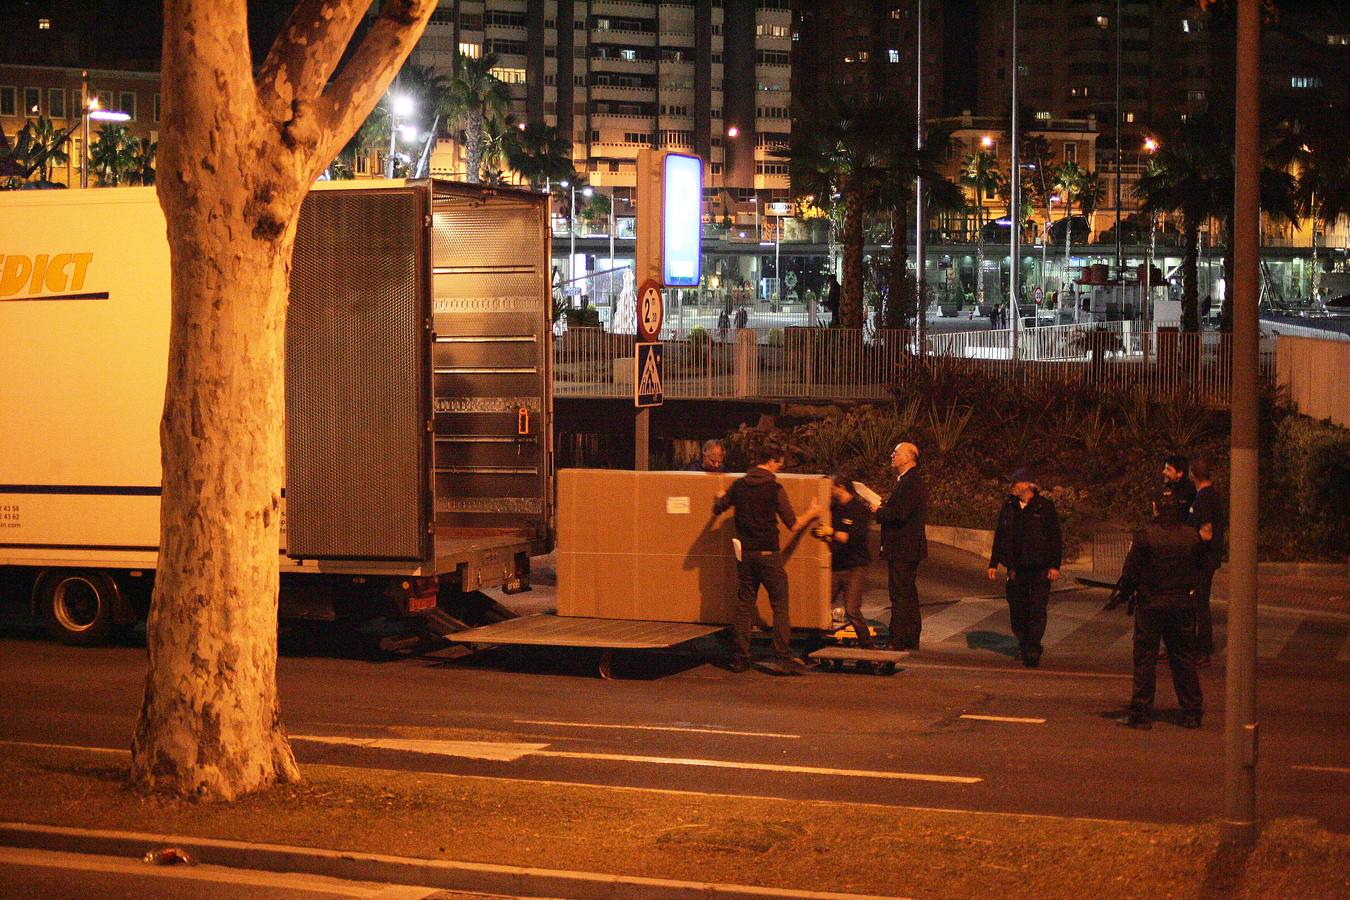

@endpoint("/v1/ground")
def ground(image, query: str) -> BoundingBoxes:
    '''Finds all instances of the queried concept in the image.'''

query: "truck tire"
[40,571,116,646]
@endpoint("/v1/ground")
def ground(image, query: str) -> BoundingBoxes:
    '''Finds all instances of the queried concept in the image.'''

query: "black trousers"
[1006,568,1051,655]
[734,551,791,663]
[831,567,873,648]
[1131,599,1204,715]
[1194,567,1216,656]
[886,558,921,649]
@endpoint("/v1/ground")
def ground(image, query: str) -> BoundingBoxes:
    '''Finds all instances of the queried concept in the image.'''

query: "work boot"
[1121,713,1152,730]
[1022,648,1041,668]
[1181,713,1203,729]
[727,658,751,673]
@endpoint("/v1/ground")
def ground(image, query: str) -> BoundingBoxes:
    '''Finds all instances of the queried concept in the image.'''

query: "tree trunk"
[132,0,436,802]
[1181,218,1200,333]
[465,110,484,183]
[975,203,985,308]
[887,195,911,329]
[841,189,865,329]
[1063,201,1074,296]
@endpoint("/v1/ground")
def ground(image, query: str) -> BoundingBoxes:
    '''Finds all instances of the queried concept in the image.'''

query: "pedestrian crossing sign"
[635,342,663,407]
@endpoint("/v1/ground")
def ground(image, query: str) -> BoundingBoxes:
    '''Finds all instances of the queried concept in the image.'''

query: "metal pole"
[1114,0,1123,276]
[915,0,927,345]
[1223,0,1260,849]
[609,191,616,307]
[635,408,649,470]
[1010,0,1020,359]
[80,71,89,189]
[775,220,781,306]
[569,184,577,303]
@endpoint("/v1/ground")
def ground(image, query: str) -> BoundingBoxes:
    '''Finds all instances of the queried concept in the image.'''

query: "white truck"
[0,180,554,645]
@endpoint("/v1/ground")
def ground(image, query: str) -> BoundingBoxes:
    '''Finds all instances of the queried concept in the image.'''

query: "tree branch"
[255,0,370,118]
[311,0,438,175]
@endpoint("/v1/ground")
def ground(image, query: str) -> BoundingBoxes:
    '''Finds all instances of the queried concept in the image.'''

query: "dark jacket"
[1188,484,1224,572]
[1168,476,1197,513]
[1118,521,1203,605]
[830,496,872,571]
[876,468,928,562]
[712,466,796,552]
[990,492,1063,571]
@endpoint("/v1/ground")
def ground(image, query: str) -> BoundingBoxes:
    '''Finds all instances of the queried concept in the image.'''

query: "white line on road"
[915,599,1004,644]
[959,714,1046,725]
[1258,618,1303,659]
[531,750,982,784]
[0,741,128,755]
[513,719,801,739]
[292,735,546,762]
[1291,764,1350,774]
[1038,599,1110,650]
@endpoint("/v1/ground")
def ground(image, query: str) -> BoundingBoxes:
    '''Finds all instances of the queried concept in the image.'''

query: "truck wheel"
[41,572,116,646]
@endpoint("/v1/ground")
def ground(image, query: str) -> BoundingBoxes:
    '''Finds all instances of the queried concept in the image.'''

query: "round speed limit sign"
[637,279,664,341]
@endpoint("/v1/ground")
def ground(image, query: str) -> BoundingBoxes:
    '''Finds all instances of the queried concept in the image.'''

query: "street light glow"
[726,126,740,138]
[1143,137,1159,152]
[90,109,131,122]
[398,124,418,142]
[981,135,993,148]
[582,187,594,198]
[391,94,415,117]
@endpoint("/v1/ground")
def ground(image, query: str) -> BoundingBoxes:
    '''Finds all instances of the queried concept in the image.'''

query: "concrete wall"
[1277,335,1350,428]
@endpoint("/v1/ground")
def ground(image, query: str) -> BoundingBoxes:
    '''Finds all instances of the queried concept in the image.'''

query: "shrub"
[1272,416,1350,559]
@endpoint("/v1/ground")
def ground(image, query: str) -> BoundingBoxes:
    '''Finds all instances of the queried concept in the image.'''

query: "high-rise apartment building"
[405,0,793,198]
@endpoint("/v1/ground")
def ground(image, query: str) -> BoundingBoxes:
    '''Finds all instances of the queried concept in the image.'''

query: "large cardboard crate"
[557,469,832,629]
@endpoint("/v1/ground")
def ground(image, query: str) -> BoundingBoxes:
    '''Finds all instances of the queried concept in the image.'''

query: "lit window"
[1096,15,1109,28]
[1187,89,1206,101]
[888,49,900,63]
[38,17,50,29]
[490,67,527,84]
[458,42,481,58]
[1290,76,1323,89]
[1124,111,1135,123]
[1328,34,1349,46]
[1035,111,1052,120]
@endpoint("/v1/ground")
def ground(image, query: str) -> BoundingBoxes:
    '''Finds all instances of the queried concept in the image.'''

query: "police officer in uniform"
[712,437,821,674]
[813,475,875,652]
[1109,487,1205,730]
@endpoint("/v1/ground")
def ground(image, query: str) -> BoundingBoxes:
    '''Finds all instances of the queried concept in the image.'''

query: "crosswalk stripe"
[1257,619,1302,659]
[1038,599,1110,650]
[919,600,1005,644]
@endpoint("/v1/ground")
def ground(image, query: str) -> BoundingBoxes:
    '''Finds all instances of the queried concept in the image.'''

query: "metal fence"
[554,322,1278,405]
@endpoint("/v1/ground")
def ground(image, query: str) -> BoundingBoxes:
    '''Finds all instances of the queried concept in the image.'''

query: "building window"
[888,49,900,63]
[755,162,788,175]
[756,23,788,38]
[1063,143,1077,163]
[120,91,137,120]
[96,89,112,111]
[485,11,526,28]
[1290,76,1322,90]
[458,42,481,58]
[755,49,790,66]
[1124,111,1135,123]
[459,12,482,29]
[0,86,15,117]
[486,38,528,56]
[1187,89,1207,101]
[1096,15,1109,28]
[623,132,651,145]
[610,161,620,173]
[1327,34,1349,46]
[47,88,65,118]
[1035,110,1052,120]
[38,17,51,29]
[23,86,40,115]
[490,67,527,84]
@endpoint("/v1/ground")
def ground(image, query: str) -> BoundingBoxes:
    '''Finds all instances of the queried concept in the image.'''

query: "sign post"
[633,150,702,470]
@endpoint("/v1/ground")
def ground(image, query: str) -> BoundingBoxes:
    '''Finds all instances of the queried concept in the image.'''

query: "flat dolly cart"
[808,644,909,676]
[447,614,725,679]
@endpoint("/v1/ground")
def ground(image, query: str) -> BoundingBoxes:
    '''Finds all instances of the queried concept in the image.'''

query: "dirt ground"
[4,744,1347,898]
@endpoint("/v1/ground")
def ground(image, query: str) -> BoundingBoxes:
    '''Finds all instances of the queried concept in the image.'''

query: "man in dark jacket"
[1162,454,1196,512]
[875,442,928,651]
[1109,488,1205,730]
[988,468,1062,668]
[712,438,820,674]
[813,475,875,651]
[1187,458,1224,666]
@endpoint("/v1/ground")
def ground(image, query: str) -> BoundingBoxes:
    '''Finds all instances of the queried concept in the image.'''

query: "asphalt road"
[2,545,1347,835]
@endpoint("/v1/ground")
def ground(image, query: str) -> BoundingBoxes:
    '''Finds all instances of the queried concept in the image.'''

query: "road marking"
[531,750,981,784]
[1291,764,1350,775]
[917,599,1004,643]
[0,740,128,755]
[513,719,800,739]
[1038,599,1109,649]
[959,714,1046,725]
[900,660,1132,680]
[292,735,546,762]
[1257,618,1303,659]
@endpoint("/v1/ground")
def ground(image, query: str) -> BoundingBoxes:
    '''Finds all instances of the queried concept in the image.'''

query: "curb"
[0,821,903,900]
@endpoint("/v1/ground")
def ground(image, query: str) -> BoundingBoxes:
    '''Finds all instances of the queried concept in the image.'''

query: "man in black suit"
[988,468,1063,668]
[874,442,928,651]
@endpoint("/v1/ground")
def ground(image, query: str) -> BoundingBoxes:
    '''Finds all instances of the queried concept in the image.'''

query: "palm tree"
[1269,100,1349,302]
[960,149,1004,308]
[1020,133,1056,284]
[505,122,573,191]
[777,91,893,328]
[878,121,958,330]
[0,115,71,185]
[88,123,137,186]
[127,136,157,185]
[446,51,511,184]
[1134,110,1296,331]
[1052,161,1089,296]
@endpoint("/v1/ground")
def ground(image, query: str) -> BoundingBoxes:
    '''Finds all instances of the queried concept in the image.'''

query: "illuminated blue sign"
[662,153,703,287]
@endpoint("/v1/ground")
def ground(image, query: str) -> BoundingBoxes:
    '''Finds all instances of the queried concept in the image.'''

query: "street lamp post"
[79,71,131,189]
[386,92,414,179]
[1010,0,1020,359]
[1142,137,1159,332]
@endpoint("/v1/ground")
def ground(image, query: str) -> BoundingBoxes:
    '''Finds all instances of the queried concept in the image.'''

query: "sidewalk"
[2,743,1345,899]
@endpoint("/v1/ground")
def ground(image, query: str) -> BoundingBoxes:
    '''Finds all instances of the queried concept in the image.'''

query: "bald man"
[874,442,929,651]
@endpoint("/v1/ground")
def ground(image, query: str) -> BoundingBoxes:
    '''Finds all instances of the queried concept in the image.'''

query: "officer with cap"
[988,467,1062,667]
[1108,487,1205,730]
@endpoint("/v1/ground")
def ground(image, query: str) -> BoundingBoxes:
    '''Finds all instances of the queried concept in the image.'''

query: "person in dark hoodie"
[813,475,875,653]
[712,436,821,674]
[988,468,1063,668]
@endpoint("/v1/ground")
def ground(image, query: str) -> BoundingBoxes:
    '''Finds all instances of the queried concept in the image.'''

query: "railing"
[555,321,1279,405]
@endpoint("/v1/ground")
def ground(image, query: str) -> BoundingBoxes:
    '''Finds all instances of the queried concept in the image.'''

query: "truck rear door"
[427,182,554,554]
